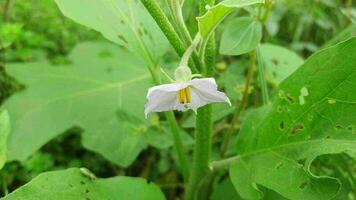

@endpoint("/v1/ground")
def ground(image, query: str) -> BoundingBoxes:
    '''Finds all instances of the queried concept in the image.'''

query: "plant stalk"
[185,1,215,199]
[185,105,213,200]
[140,0,202,73]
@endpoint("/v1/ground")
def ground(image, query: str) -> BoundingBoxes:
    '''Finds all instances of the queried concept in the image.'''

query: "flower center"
[178,87,191,104]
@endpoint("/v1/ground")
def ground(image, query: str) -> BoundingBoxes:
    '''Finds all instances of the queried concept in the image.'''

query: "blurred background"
[0,0,355,199]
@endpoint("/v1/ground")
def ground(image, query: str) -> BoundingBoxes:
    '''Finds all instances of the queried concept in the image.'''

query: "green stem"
[185,105,213,200]
[185,2,215,199]
[209,155,240,172]
[256,45,269,105]
[168,0,193,44]
[165,111,190,181]
[140,0,201,73]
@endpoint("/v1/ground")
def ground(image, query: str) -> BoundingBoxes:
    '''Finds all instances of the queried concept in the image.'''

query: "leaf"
[260,44,304,85]
[197,0,264,39]
[230,38,356,199]
[55,0,168,64]
[220,17,262,55]
[1,168,165,200]
[211,179,242,200]
[220,60,248,101]
[0,109,10,169]
[4,42,153,167]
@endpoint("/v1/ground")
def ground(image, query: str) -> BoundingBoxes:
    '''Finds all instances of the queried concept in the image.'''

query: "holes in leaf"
[334,124,343,130]
[299,181,309,190]
[272,58,279,65]
[347,125,354,134]
[277,106,283,113]
[275,162,284,169]
[291,123,304,135]
[297,158,306,166]
[279,121,285,130]
[117,35,128,44]
[286,94,295,105]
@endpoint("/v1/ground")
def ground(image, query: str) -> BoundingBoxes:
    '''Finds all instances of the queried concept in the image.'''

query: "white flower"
[145,66,231,118]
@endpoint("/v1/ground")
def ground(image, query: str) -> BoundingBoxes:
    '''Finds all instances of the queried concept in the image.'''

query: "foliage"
[0,0,355,199]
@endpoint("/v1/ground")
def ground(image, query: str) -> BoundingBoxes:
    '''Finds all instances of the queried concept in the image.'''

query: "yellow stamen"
[185,87,191,103]
[178,87,191,104]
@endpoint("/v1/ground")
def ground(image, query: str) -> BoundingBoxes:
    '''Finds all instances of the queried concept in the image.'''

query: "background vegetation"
[0,0,355,199]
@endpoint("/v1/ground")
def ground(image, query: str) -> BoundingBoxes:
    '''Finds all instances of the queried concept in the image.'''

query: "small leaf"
[0,109,10,169]
[197,0,265,39]
[230,38,356,199]
[1,168,165,200]
[260,44,304,85]
[220,17,262,55]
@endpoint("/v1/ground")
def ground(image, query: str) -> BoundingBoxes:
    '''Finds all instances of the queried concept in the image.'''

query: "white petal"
[145,83,186,117]
[188,78,231,109]
[147,82,188,97]
[189,78,217,91]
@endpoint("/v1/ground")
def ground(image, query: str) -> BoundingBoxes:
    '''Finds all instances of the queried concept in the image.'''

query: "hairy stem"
[168,0,193,44]
[185,105,213,200]
[185,1,216,199]
[140,0,202,72]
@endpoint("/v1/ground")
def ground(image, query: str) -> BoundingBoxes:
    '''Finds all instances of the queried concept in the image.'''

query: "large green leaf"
[220,17,262,55]
[230,38,356,199]
[55,0,168,64]
[0,109,10,169]
[197,0,264,39]
[260,44,304,86]
[1,168,165,200]
[3,42,160,167]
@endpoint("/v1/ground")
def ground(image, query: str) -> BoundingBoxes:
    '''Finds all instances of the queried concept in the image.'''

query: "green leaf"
[230,38,356,199]
[260,44,304,85]
[197,0,264,39]
[220,17,262,55]
[0,109,10,169]
[54,0,168,64]
[211,179,242,200]
[1,168,165,200]
[4,42,153,167]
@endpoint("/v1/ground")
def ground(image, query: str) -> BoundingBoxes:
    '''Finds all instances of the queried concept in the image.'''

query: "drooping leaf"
[230,38,356,199]
[0,109,10,169]
[1,168,165,200]
[3,42,161,167]
[220,17,262,55]
[260,44,304,85]
[55,0,168,65]
[197,0,265,39]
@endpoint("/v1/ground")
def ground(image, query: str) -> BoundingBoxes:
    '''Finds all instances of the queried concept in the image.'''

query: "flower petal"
[188,78,231,108]
[147,82,188,97]
[145,83,186,117]
[189,78,218,91]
